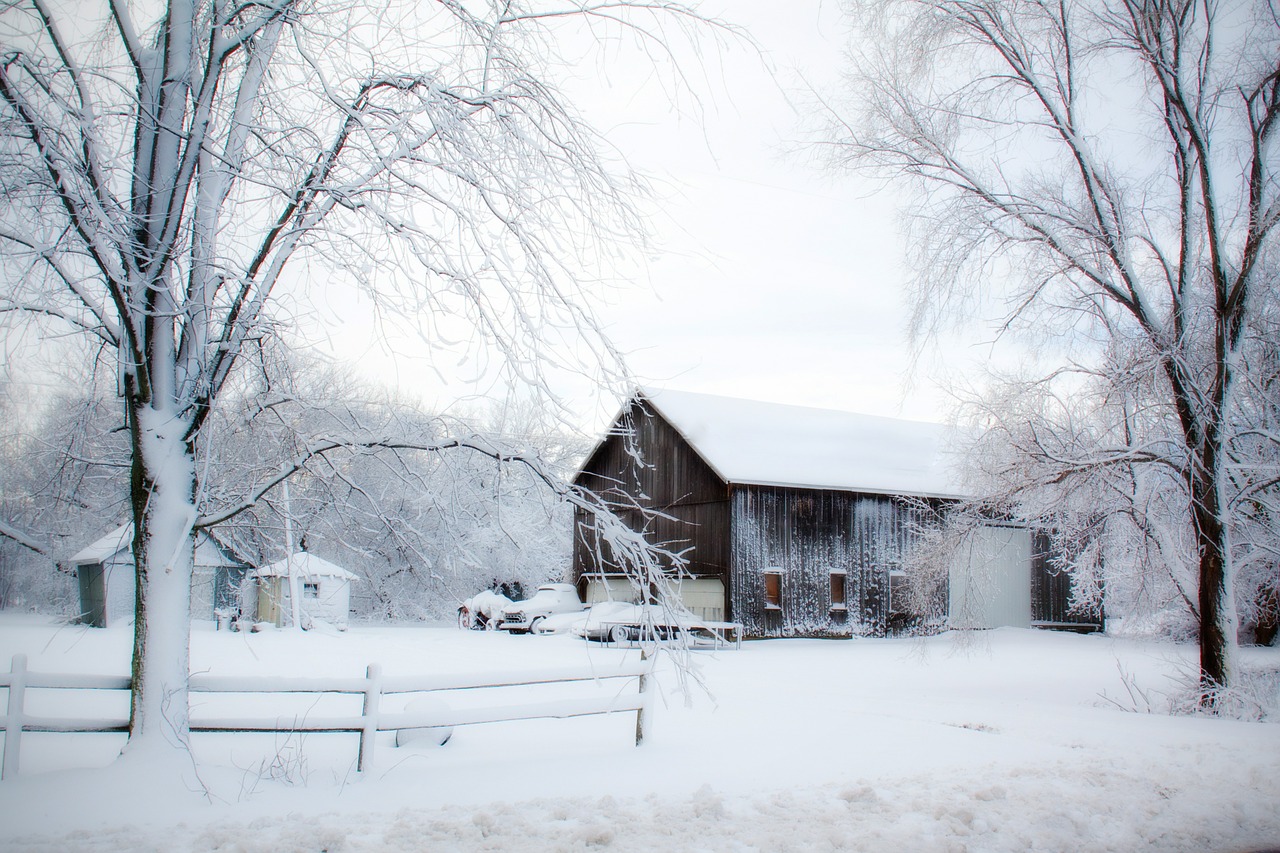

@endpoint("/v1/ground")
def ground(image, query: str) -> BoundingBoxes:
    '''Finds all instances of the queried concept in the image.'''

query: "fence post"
[634,650,650,746]
[357,663,382,774]
[3,654,27,780]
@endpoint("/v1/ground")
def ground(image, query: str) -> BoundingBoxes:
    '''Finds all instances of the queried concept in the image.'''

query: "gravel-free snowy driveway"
[0,615,1276,851]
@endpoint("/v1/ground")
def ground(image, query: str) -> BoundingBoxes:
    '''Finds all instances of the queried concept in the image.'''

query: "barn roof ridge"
[630,387,970,499]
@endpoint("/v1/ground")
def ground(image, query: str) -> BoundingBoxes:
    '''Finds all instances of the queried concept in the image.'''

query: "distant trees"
[0,353,579,622]
[199,347,584,619]
[0,375,128,611]
[826,0,1280,703]
[0,0,719,767]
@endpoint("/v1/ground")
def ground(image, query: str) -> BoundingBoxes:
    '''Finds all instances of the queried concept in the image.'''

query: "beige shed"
[252,552,357,629]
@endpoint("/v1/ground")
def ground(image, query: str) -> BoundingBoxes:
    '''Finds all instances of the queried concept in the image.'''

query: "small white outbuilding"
[252,552,357,629]
[70,524,251,628]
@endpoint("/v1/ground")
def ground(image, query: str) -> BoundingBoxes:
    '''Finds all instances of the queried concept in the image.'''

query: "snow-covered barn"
[70,524,252,628]
[252,552,357,629]
[572,389,1102,638]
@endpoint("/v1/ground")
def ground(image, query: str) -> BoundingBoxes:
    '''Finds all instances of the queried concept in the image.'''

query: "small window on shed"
[829,571,847,611]
[764,571,782,610]
[303,581,320,599]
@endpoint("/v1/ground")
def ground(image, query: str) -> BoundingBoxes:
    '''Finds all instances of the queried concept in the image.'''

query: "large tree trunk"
[124,400,197,759]
[1193,441,1238,705]
[1187,394,1239,701]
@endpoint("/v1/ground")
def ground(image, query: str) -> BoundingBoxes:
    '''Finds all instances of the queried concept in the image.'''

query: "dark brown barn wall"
[1030,531,1103,631]
[730,486,925,638]
[574,399,731,590]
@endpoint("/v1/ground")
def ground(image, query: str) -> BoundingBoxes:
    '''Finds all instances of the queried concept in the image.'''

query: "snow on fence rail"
[0,654,652,780]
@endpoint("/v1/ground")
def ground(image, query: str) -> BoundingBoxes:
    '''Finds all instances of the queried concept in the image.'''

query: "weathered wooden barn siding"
[1030,531,1104,631]
[574,401,731,586]
[730,487,923,638]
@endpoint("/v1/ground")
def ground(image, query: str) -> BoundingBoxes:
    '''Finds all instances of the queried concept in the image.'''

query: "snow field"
[0,614,1277,852]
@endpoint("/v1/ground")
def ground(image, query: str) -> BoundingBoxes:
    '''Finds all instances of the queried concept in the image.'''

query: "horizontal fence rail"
[1,654,651,780]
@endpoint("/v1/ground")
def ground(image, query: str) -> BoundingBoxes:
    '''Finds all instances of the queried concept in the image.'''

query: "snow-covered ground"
[0,613,1277,852]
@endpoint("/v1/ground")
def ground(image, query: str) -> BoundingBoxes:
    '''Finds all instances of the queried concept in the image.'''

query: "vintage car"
[574,601,719,645]
[496,583,586,634]
[457,590,512,630]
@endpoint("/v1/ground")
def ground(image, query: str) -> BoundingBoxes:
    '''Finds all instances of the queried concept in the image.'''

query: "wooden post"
[357,663,382,774]
[634,650,649,746]
[3,654,27,780]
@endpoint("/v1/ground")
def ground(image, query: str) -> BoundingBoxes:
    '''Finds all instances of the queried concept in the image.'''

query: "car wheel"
[528,616,545,635]
[610,624,632,644]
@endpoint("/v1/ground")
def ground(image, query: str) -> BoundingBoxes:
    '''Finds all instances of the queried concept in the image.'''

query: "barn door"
[948,525,1032,629]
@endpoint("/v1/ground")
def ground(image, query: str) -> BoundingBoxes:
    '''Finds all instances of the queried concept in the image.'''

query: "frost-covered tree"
[826,0,1280,705]
[201,349,583,620]
[0,371,128,612]
[0,0,719,772]
[0,347,583,621]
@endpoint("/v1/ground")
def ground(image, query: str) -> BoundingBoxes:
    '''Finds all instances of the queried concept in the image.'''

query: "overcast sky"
[302,0,988,432]
[583,1,936,416]
[4,1,980,432]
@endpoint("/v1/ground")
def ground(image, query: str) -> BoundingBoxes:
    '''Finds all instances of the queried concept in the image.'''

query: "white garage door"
[585,577,640,605]
[948,525,1032,629]
[585,576,726,622]
[675,578,726,622]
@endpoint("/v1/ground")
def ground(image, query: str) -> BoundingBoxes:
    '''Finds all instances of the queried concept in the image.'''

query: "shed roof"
[70,524,133,565]
[253,552,358,581]
[70,524,250,568]
[633,388,968,499]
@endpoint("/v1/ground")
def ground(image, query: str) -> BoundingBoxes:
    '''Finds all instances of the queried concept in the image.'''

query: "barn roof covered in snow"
[253,552,358,581]
[631,388,967,499]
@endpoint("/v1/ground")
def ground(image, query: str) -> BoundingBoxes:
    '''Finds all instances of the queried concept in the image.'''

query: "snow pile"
[0,615,1276,852]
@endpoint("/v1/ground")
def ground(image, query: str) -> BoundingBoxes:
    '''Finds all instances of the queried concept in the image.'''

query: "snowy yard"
[0,614,1277,852]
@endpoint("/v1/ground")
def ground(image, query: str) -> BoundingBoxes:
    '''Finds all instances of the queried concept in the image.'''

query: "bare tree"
[0,0,722,770]
[824,0,1280,703]
[203,348,583,620]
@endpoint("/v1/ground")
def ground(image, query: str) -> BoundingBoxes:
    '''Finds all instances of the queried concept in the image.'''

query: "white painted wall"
[103,557,134,626]
[948,525,1032,630]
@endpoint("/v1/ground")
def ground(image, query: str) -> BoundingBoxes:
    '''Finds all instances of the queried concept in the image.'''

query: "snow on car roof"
[638,388,968,499]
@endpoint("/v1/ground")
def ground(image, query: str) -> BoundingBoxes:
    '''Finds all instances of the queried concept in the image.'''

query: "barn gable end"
[575,398,731,594]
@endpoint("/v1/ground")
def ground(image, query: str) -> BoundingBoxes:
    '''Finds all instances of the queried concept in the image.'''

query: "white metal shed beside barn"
[252,553,357,629]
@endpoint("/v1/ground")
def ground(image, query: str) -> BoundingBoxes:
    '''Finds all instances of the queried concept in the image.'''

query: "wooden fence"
[0,654,651,780]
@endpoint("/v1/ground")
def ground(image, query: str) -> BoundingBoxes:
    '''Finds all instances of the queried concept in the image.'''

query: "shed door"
[257,577,284,626]
[948,525,1032,629]
[77,565,106,628]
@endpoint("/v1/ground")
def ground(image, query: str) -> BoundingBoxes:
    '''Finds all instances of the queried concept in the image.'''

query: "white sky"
[317,0,982,432]
[2,0,989,433]
[582,1,939,416]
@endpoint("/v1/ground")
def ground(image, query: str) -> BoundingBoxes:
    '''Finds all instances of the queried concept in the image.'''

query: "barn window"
[888,570,911,616]
[303,582,320,599]
[829,570,847,611]
[764,571,782,610]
